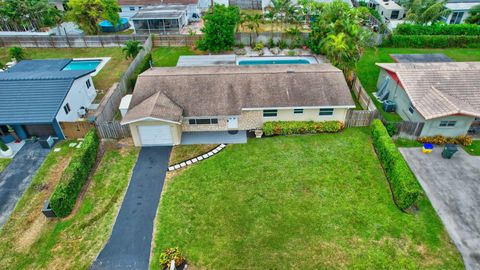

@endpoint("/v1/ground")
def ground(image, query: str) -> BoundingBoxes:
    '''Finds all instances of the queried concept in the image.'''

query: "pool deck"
[71,57,110,76]
[176,55,320,67]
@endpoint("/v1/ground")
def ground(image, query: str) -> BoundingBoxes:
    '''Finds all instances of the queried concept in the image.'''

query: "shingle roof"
[118,0,198,6]
[0,69,93,124]
[376,62,480,120]
[122,64,355,124]
[390,54,453,63]
[7,59,71,72]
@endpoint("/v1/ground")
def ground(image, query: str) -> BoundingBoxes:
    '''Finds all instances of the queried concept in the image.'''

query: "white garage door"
[138,125,173,146]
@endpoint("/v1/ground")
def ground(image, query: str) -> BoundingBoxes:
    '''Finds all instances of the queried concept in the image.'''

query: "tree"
[123,40,143,59]
[9,46,26,61]
[243,13,262,46]
[66,0,120,34]
[197,4,240,52]
[465,4,480,24]
[0,0,62,31]
[404,0,451,25]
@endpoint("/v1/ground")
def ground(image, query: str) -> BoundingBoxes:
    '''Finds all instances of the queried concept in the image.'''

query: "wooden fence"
[0,34,149,48]
[93,35,153,122]
[96,121,131,139]
[351,76,377,112]
[60,121,94,139]
[394,121,425,139]
[345,109,378,127]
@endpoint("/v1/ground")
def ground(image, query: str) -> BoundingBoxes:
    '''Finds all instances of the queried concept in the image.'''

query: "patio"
[180,131,247,145]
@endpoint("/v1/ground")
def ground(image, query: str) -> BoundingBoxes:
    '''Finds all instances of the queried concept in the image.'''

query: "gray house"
[375,62,480,137]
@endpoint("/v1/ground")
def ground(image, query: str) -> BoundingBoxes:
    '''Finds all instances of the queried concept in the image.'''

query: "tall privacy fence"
[0,34,149,48]
[60,121,131,139]
[94,35,153,122]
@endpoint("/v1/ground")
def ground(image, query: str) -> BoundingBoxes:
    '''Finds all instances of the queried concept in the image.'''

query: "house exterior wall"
[421,115,475,137]
[56,75,97,123]
[129,120,182,146]
[444,10,471,24]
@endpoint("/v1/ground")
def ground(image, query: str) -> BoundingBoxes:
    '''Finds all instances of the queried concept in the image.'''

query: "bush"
[287,50,296,56]
[385,122,398,137]
[278,39,288,50]
[9,46,26,61]
[382,35,480,48]
[236,41,245,48]
[0,140,9,151]
[128,53,152,91]
[395,23,480,36]
[49,129,99,217]
[263,121,344,136]
[371,120,420,210]
[254,42,264,51]
[418,135,473,146]
[197,4,240,52]
[159,248,185,268]
[268,37,275,48]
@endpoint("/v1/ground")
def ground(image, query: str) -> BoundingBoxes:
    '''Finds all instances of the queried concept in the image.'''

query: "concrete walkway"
[400,147,480,270]
[91,146,171,270]
[181,131,247,145]
[0,142,50,228]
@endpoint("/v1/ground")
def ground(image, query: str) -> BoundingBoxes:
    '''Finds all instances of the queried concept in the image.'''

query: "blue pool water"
[63,60,101,71]
[238,59,311,65]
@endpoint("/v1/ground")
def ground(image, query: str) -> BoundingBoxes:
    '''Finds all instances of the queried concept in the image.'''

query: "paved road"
[0,142,50,228]
[400,147,480,270]
[91,146,172,270]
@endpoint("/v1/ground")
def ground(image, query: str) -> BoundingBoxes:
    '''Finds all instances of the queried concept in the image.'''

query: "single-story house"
[375,61,480,137]
[0,59,97,143]
[389,53,453,63]
[121,64,355,146]
[443,0,479,24]
[368,0,405,21]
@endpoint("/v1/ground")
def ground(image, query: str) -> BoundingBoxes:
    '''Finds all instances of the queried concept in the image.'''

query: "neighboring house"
[0,60,96,143]
[131,5,191,34]
[443,0,479,24]
[368,0,405,21]
[121,64,355,146]
[118,0,203,22]
[375,62,480,137]
[389,53,454,63]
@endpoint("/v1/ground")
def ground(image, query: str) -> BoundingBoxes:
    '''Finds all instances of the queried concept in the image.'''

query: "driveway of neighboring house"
[91,146,172,270]
[0,142,50,228]
[400,147,480,270]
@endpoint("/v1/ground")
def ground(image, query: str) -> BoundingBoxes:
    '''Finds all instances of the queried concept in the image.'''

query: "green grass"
[357,48,480,121]
[0,143,139,270]
[151,128,462,269]
[0,158,11,173]
[169,144,218,165]
[395,138,423,148]
[151,47,197,67]
[464,140,480,156]
[0,47,132,101]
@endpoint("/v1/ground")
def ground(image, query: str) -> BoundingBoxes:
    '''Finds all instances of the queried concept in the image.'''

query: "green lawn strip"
[0,47,132,101]
[464,140,480,156]
[395,138,423,148]
[357,48,480,121]
[151,47,197,67]
[0,158,11,173]
[0,145,139,270]
[169,144,218,165]
[151,128,462,269]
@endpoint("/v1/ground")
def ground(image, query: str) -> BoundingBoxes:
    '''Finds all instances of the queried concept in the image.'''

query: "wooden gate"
[60,121,94,139]
[396,121,424,138]
[345,109,378,127]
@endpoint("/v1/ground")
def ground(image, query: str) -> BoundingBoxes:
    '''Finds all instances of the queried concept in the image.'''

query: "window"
[391,10,399,19]
[63,103,71,114]
[408,103,414,114]
[439,121,456,127]
[86,79,91,88]
[449,12,464,24]
[188,118,218,125]
[294,108,304,114]
[319,108,334,116]
[263,109,278,117]
[129,6,135,11]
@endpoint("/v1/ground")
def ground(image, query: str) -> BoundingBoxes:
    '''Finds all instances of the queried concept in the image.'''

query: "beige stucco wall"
[129,120,182,146]
[262,108,349,122]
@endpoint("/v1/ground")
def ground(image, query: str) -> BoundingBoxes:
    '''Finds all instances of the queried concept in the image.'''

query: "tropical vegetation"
[401,0,451,25]
[66,0,121,35]
[197,4,240,52]
[0,0,61,31]
[122,40,143,59]
[466,4,480,24]
[9,46,26,61]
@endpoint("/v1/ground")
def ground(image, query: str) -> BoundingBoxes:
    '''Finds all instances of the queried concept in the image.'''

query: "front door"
[227,117,238,129]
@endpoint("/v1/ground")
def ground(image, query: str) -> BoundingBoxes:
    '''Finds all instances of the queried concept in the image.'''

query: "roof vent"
[287,70,295,73]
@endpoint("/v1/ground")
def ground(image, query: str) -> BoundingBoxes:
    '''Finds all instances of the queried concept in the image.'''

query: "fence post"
[83,36,88,47]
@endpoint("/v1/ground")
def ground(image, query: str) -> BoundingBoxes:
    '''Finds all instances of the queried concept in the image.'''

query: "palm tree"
[320,33,355,78]
[9,46,26,61]
[122,40,143,59]
[465,4,480,24]
[244,14,262,46]
[406,0,451,25]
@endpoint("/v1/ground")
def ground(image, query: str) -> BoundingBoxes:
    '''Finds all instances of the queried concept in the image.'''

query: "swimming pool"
[63,60,102,71]
[237,56,317,66]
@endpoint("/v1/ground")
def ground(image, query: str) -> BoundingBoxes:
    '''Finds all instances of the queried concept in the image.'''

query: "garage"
[138,125,173,146]
[23,124,56,137]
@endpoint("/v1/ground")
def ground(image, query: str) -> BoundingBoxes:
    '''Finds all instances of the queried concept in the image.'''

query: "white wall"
[56,75,97,122]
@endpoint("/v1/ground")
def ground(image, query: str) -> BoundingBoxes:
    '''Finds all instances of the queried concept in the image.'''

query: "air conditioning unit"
[383,100,397,112]
[77,107,87,118]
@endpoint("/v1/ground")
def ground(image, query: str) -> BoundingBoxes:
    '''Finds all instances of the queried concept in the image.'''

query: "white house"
[0,59,96,142]
[368,0,406,21]
[443,0,479,24]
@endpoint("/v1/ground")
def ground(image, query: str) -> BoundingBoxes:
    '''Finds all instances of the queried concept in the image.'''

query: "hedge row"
[395,23,480,36]
[382,35,480,48]
[263,121,343,136]
[371,120,420,210]
[418,135,472,146]
[49,129,99,217]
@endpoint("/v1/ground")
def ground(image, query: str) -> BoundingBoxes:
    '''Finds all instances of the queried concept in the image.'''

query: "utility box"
[442,144,458,159]
[383,100,396,112]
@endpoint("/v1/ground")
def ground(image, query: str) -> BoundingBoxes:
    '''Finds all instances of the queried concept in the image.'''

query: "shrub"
[268,37,275,48]
[254,42,264,51]
[385,122,398,137]
[263,121,344,136]
[49,129,99,217]
[278,39,288,50]
[9,46,26,61]
[395,23,480,36]
[418,135,473,146]
[382,35,480,48]
[236,41,245,48]
[197,4,240,52]
[159,248,185,268]
[0,140,9,151]
[371,120,420,210]
[287,50,296,56]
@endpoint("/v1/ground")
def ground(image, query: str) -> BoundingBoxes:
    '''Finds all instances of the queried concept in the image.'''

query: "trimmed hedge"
[418,135,472,146]
[382,35,480,48]
[263,121,344,136]
[395,23,480,36]
[371,120,420,210]
[49,129,99,217]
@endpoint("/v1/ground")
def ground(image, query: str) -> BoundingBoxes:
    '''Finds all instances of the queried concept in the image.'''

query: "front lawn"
[151,128,462,269]
[357,48,480,121]
[0,158,11,173]
[0,142,139,269]
[464,140,480,156]
[169,144,218,165]
[151,47,198,67]
[0,47,132,101]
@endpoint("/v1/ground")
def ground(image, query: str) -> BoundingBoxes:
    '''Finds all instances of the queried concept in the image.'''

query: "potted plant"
[254,129,263,138]
[159,247,186,270]
[0,140,12,157]
[7,125,20,143]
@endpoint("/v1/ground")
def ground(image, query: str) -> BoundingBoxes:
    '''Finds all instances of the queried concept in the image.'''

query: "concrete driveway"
[0,142,50,228]
[400,147,480,270]
[91,146,171,270]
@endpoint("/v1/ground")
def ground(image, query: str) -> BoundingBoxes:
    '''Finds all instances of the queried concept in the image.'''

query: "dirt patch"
[15,216,47,252]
